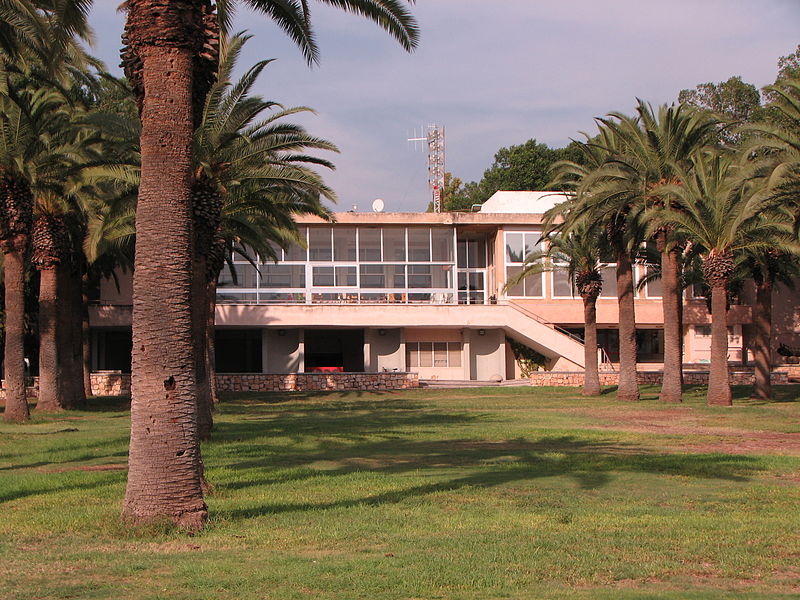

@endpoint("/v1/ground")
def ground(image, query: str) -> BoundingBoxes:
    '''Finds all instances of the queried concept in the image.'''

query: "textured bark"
[81,272,92,398]
[707,283,733,406]
[615,250,640,401]
[659,242,683,403]
[36,267,66,411]
[206,278,218,405]
[122,8,207,529]
[193,255,213,440]
[582,295,601,396]
[69,268,86,407]
[2,247,30,422]
[751,279,772,402]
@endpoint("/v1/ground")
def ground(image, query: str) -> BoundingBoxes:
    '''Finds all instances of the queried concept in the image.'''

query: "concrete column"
[364,329,373,372]
[463,329,472,380]
[261,329,269,373]
[298,329,305,372]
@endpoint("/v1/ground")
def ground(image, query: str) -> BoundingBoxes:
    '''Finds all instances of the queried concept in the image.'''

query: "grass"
[1,384,799,599]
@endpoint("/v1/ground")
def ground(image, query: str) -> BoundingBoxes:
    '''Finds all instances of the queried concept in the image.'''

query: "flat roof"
[294,211,546,226]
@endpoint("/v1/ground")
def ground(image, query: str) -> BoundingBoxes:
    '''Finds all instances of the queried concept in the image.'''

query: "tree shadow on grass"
[208,396,765,520]
[219,434,762,520]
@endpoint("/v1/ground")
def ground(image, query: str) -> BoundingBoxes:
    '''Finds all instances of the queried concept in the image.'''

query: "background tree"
[678,76,762,145]
[446,139,584,211]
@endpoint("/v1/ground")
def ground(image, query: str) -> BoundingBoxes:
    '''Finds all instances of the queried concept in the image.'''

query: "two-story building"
[90,192,800,382]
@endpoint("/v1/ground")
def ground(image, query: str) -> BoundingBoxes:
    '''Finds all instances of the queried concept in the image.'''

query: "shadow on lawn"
[221,435,762,519]
[210,397,764,520]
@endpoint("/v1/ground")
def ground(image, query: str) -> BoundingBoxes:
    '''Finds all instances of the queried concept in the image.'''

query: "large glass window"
[334,227,356,261]
[359,228,381,262]
[505,232,544,297]
[335,266,357,287]
[552,268,573,297]
[382,228,406,261]
[408,228,431,262]
[600,265,617,298]
[407,341,462,368]
[219,224,461,305]
[431,228,453,262]
[308,227,332,261]
[259,265,304,288]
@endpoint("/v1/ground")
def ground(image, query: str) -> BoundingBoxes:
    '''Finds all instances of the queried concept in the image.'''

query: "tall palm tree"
[601,101,720,403]
[739,250,799,401]
[0,81,69,421]
[119,0,418,529]
[653,150,794,406]
[190,33,336,438]
[741,77,800,230]
[550,125,643,402]
[508,221,606,396]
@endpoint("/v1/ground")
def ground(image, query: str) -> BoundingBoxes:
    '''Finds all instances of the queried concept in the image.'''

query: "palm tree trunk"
[69,267,86,408]
[616,250,640,401]
[56,267,79,409]
[707,282,732,406]
[582,295,601,396]
[751,278,772,401]
[122,10,207,530]
[206,278,218,405]
[659,243,683,402]
[193,255,212,440]
[82,271,92,397]
[36,266,66,411]
[2,246,30,422]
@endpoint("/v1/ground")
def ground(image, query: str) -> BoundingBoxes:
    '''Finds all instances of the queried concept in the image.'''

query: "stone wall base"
[530,369,790,387]
[0,371,419,399]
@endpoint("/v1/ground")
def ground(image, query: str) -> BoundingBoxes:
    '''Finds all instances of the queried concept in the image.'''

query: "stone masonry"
[529,370,790,387]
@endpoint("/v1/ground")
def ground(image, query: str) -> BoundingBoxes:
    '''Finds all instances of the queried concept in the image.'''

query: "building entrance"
[304,329,364,372]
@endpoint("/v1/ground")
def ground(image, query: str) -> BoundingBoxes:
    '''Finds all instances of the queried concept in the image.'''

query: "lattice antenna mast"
[408,124,446,212]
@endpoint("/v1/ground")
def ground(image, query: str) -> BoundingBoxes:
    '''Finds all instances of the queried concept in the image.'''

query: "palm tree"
[739,250,799,401]
[741,77,800,230]
[119,0,418,529]
[509,221,606,395]
[0,82,68,421]
[190,34,336,438]
[601,101,720,403]
[653,150,794,406]
[550,125,643,402]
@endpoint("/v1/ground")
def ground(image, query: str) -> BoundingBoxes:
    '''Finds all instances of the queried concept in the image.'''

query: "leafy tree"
[447,139,584,211]
[678,76,762,145]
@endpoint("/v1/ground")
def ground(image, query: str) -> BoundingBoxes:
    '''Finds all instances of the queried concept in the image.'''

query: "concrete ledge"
[529,370,790,387]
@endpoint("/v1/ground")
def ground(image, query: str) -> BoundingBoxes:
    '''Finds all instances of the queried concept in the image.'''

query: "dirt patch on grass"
[564,407,800,455]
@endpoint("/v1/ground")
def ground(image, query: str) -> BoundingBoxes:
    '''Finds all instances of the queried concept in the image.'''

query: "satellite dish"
[372,198,385,213]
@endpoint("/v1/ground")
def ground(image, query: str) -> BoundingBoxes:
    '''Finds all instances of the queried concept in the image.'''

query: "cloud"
[88,1,800,211]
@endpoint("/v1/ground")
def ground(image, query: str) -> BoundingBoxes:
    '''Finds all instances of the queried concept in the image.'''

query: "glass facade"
[217,226,467,305]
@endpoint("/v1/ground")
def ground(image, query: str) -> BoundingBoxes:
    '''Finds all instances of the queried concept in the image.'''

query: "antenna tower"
[408,124,445,212]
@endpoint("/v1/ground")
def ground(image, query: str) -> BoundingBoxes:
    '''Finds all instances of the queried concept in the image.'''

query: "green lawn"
[1,384,799,599]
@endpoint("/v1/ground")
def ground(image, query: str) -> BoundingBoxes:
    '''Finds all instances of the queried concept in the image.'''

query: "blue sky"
[88,1,799,212]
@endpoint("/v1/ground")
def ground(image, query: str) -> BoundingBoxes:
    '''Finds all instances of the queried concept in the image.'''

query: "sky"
[88,1,799,213]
